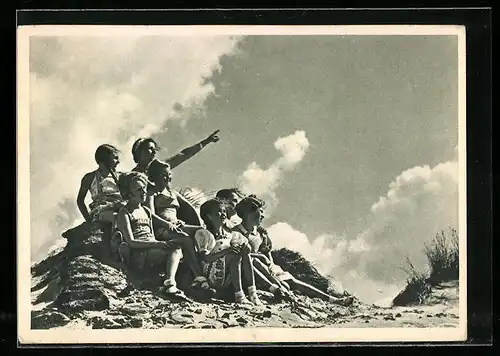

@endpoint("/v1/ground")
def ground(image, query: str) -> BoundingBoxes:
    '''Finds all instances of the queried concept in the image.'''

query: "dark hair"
[215,188,244,201]
[147,159,171,182]
[118,171,149,200]
[199,198,224,232]
[132,138,160,163]
[235,195,266,219]
[94,144,120,165]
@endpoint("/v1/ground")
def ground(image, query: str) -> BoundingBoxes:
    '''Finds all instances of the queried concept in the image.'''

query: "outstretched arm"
[166,129,220,169]
[77,172,94,222]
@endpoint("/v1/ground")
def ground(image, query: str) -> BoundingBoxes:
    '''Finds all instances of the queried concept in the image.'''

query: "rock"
[262,310,272,318]
[128,317,144,328]
[169,311,194,324]
[220,319,240,328]
[56,287,110,312]
[194,308,203,314]
[383,314,395,321]
[31,311,71,329]
[90,316,124,329]
[201,323,217,329]
[365,320,369,323]
[34,277,64,304]
[236,316,248,325]
[53,255,129,313]
[120,303,150,316]
[395,313,402,318]
[221,312,231,319]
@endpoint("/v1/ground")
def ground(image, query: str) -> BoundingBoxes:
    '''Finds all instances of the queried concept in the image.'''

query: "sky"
[28,31,459,304]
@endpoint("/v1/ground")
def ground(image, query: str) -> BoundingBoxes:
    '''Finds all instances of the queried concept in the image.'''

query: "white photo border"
[17,24,467,344]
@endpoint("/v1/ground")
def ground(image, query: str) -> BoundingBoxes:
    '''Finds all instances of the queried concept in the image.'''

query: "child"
[131,129,221,174]
[77,144,125,224]
[146,159,203,237]
[146,158,215,293]
[194,198,262,306]
[115,172,213,298]
[234,195,354,307]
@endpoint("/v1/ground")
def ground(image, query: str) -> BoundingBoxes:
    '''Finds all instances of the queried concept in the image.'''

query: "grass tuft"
[393,227,459,306]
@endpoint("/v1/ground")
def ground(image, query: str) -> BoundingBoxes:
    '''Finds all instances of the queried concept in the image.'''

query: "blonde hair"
[118,171,149,200]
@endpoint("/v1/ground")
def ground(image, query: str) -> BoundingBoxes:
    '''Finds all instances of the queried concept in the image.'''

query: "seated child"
[77,144,125,224]
[193,198,262,306]
[234,195,354,307]
[115,171,213,298]
[146,159,204,238]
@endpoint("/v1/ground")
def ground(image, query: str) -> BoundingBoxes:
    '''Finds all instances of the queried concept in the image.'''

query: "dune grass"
[393,228,459,306]
[425,228,460,286]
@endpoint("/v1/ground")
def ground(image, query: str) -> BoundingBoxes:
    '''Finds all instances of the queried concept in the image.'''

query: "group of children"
[76,130,354,307]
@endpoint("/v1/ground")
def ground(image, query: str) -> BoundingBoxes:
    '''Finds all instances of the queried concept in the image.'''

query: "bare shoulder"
[116,206,128,221]
[81,171,96,184]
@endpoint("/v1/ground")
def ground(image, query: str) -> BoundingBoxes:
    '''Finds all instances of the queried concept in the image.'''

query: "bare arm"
[150,213,187,235]
[116,209,169,250]
[166,130,220,169]
[267,252,275,265]
[250,253,272,265]
[201,248,237,263]
[77,172,94,222]
[145,194,155,214]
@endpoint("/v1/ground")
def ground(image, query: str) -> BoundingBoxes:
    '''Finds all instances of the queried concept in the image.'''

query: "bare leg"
[226,253,243,292]
[241,254,256,287]
[179,225,203,237]
[254,267,277,289]
[287,278,352,305]
[241,253,263,305]
[225,253,253,305]
[164,247,182,290]
[253,259,287,289]
[168,237,203,277]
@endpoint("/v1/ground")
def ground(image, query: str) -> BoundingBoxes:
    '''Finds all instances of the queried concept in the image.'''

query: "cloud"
[356,157,459,282]
[29,35,241,262]
[239,130,310,211]
[263,152,458,304]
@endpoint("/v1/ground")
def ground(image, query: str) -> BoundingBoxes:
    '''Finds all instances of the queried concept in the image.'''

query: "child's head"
[95,144,120,170]
[215,188,244,217]
[147,159,172,189]
[132,138,161,165]
[200,198,226,231]
[235,195,266,226]
[118,171,150,204]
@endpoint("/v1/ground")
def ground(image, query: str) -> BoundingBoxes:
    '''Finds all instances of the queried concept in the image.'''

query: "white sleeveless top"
[89,170,122,203]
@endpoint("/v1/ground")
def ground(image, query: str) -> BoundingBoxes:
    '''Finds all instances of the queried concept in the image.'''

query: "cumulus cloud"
[356,157,458,282]
[29,35,241,262]
[264,152,458,304]
[239,130,310,211]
